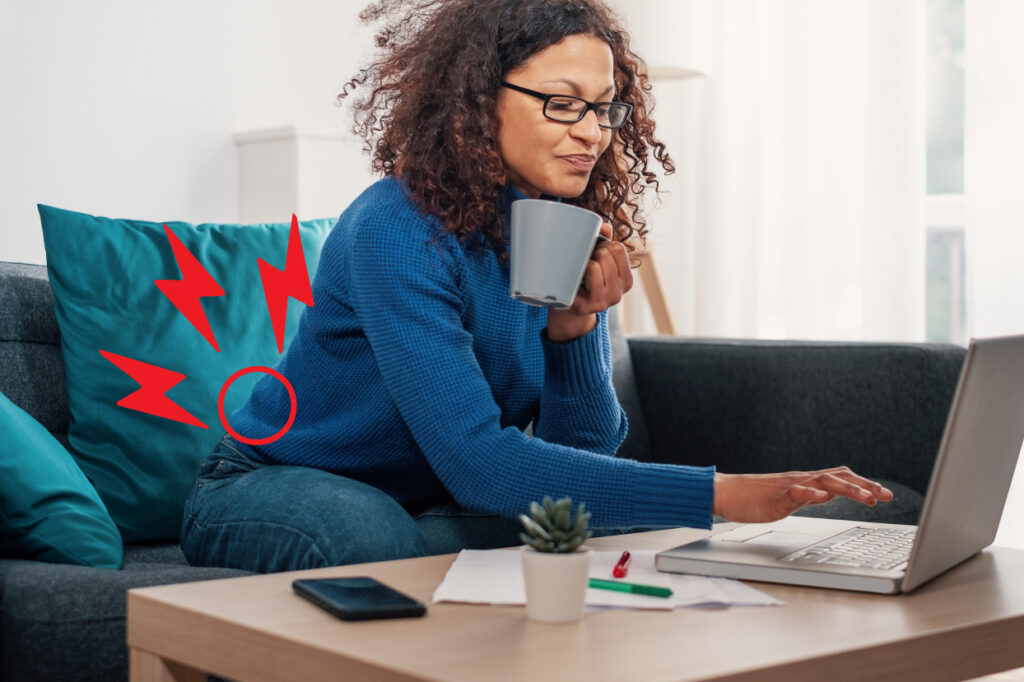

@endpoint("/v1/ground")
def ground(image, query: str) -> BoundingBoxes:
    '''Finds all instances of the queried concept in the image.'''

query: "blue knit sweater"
[231,177,715,529]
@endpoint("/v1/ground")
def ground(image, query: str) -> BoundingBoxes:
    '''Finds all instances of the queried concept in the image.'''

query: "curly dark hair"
[338,0,675,262]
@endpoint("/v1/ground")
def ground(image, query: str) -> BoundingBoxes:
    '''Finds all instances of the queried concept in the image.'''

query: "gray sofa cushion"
[0,263,68,440]
[0,545,253,682]
[628,337,965,497]
[607,305,650,460]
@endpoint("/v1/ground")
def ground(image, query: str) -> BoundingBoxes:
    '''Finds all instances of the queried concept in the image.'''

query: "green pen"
[588,578,673,598]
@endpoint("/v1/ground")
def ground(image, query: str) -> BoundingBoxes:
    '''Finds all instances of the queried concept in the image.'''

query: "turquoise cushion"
[0,392,123,568]
[38,205,334,542]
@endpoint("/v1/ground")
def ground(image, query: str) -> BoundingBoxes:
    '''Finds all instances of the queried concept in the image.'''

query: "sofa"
[0,258,967,681]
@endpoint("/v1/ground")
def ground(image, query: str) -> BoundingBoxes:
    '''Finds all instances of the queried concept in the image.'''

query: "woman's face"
[495,34,616,199]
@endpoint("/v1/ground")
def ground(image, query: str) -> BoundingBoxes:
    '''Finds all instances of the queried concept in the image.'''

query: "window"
[925,0,965,344]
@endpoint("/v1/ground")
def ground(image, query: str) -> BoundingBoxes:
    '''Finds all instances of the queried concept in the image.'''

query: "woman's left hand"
[713,467,896,523]
[546,223,633,343]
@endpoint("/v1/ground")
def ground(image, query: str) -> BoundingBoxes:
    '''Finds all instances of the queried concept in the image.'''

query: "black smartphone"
[292,576,427,621]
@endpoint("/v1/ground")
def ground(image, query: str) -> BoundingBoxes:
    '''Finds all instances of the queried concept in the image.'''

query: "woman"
[181,0,892,573]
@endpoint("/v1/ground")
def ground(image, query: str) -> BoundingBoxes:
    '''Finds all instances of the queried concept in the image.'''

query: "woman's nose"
[568,109,603,144]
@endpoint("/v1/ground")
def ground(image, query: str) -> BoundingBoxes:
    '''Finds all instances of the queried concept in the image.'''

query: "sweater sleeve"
[532,311,628,454]
[346,213,715,529]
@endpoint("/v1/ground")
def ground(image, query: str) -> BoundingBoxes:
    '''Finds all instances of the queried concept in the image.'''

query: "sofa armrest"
[626,337,967,497]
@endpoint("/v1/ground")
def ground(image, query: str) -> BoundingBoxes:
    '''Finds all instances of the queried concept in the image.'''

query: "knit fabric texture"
[230,177,714,529]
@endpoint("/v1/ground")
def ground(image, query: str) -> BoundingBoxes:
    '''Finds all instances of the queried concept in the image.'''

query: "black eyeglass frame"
[500,81,633,129]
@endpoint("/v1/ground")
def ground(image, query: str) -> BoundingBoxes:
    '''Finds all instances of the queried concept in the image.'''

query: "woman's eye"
[548,99,580,112]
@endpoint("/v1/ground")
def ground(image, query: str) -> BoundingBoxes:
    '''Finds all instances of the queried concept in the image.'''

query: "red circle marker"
[217,366,297,446]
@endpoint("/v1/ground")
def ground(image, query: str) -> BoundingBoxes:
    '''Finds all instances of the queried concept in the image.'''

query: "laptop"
[656,334,1024,594]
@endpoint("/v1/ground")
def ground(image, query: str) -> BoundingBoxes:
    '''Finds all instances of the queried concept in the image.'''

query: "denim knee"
[413,504,524,555]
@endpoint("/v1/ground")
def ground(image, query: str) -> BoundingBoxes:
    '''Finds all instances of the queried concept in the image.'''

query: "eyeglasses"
[500,81,633,130]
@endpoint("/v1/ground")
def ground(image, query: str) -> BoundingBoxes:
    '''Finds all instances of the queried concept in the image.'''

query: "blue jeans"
[181,434,665,573]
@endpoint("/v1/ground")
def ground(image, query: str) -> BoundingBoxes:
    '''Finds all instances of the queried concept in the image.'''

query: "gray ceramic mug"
[509,199,604,309]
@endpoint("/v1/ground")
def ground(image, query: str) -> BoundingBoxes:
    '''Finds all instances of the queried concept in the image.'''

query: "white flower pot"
[521,547,592,622]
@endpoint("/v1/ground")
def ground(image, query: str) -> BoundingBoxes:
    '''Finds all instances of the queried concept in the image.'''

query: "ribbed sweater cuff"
[632,463,716,530]
[540,320,607,396]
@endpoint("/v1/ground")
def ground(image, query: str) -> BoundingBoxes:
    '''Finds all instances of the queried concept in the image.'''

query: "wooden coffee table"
[128,527,1024,681]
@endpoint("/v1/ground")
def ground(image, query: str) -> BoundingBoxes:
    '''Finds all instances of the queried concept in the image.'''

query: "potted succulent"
[519,496,593,622]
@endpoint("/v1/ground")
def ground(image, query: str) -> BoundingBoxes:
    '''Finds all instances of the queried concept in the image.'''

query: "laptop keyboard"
[779,526,916,570]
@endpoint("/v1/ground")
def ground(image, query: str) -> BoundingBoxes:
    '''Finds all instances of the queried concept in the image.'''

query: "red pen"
[612,551,632,578]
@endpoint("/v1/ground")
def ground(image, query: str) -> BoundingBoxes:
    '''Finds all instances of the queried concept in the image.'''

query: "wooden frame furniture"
[631,246,676,335]
[128,526,1024,682]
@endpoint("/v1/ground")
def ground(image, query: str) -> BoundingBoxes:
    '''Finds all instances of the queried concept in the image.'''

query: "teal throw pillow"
[0,392,123,568]
[39,205,334,542]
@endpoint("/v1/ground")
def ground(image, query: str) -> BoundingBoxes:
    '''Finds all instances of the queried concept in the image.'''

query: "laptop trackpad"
[717,524,822,552]
[740,531,814,550]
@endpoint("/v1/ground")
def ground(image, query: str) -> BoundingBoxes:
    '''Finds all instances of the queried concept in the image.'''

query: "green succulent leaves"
[519,496,593,553]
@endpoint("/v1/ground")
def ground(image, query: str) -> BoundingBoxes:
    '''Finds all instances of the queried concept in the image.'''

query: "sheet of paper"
[432,549,782,610]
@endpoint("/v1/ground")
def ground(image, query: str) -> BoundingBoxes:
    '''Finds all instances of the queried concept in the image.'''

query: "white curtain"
[966,0,1024,551]
[616,0,926,342]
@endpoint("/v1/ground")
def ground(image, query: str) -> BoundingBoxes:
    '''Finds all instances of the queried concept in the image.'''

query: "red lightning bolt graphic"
[154,225,226,352]
[258,215,314,353]
[99,350,208,429]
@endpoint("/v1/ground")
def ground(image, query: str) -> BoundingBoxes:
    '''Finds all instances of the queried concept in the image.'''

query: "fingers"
[600,221,613,239]
[572,236,638,313]
[789,466,894,503]
[789,485,831,505]
[802,472,891,507]
[772,485,831,521]
[583,259,607,297]
[590,241,632,296]
[820,467,895,502]
[604,240,633,293]
[816,474,876,505]
[577,243,627,311]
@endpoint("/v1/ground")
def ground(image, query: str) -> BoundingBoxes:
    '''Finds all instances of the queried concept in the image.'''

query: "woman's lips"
[560,155,596,172]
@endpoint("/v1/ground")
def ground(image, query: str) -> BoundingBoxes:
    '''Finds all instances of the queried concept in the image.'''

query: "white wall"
[0,0,377,265]
[606,0,703,336]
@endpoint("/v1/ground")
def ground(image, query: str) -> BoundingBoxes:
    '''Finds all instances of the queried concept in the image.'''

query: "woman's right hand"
[712,467,894,523]
[545,222,632,343]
